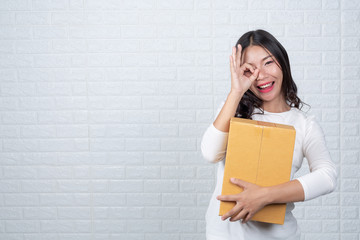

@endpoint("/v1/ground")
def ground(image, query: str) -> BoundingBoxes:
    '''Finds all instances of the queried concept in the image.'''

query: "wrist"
[263,187,274,205]
[228,90,244,100]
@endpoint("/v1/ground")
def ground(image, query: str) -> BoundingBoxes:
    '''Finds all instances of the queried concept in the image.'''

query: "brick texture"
[0,0,358,239]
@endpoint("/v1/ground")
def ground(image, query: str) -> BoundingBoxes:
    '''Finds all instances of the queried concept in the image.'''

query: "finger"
[230,209,248,222]
[236,44,242,67]
[248,69,260,83]
[217,194,237,202]
[229,55,235,75]
[240,63,255,73]
[242,213,252,224]
[232,47,236,67]
[230,178,249,189]
[221,204,242,221]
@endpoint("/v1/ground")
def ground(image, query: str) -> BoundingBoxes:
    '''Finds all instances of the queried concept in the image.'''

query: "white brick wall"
[0,0,358,239]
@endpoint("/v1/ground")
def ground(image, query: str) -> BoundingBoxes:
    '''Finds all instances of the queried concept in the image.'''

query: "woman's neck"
[262,99,290,113]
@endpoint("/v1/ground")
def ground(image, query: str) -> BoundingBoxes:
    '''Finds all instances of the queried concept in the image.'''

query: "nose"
[255,66,265,81]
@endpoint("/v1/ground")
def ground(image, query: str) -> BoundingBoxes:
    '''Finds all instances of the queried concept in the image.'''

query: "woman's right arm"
[201,45,259,162]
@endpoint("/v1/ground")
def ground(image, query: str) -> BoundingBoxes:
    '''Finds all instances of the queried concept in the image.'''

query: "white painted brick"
[127,220,161,233]
[140,39,176,52]
[160,110,195,123]
[179,123,207,137]
[0,12,14,24]
[122,53,158,67]
[39,193,90,206]
[157,26,194,38]
[126,138,161,151]
[126,166,160,179]
[176,13,211,25]
[108,207,143,219]
[2,139,39,152]
[0,54,33,68]
[143,124,178,137]
[161,138,197,151]
[145,207,179,219]
[144,180,178,193]
[341,179,359,192]
[178,39,212,52]
[180,207,207,220]
[109,180,143,193]
[90,124,142,137]
[142,96,178,109]
[180,152,203,165]
[286,24,321,36]
[0,40,15,54]
[0,181,21,193]
[140,13,176,25]
[42,219,91,233]
[145,233,179,240]
[144,152,178,165]
[32,0,68,10]
[161,166,196,179]
[21,180,56,193]
[195,81,212,95]
[178,96,213,109]
[159,53,195,67]
[0,25,32,39]
[5,194,39,206]
[124,110,159,123]
[249,0,284,9]
[180,180,213,193]
[290,52,322,65]
[93,193,126,207]
[269,12,304,24]
[93,220,126,233]
[159,82,195,95]
[341,123,359,137]
[287,0,322,9]
[341,207,359,219]
[88,96,141,110]
[305,38,340,51]
[213,0,247,9]
[71,27,122,39]
[140,67,177,81]
[122,26,157,39]
[196,109,214,123]
[91,166,125,179]
[322,24,341,36]
[0,208,22,219]
[323,0,340,10]
[57,207,91,220]
[16,12,50,25]
[127,193,161,206]
[0,69,17,82]
[5,220,39,233]
[102,12,139,24]
[341,220,360,233]
[58,180,90,193]
[163,220,197,233]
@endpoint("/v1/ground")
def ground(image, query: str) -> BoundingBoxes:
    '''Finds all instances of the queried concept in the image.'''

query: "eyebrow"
[262,55,273,61]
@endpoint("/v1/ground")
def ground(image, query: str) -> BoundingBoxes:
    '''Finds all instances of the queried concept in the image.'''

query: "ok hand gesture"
[229,44,259,95]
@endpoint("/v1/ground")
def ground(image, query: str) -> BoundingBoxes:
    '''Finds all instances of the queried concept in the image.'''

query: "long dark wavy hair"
[234,29,305,119]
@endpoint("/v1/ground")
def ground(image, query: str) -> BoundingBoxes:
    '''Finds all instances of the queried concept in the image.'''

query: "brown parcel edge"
[219,117,296,225]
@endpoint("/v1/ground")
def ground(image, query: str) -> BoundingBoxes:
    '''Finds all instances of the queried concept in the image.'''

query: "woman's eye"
[265,61,273,65]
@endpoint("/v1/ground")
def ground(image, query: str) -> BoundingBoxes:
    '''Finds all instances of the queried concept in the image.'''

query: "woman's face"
[241,45,285,107]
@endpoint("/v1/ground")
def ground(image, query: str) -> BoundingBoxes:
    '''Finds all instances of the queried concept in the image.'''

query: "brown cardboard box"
[219,117,296,225]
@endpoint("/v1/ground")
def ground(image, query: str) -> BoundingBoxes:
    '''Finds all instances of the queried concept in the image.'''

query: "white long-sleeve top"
[201,105,337,240]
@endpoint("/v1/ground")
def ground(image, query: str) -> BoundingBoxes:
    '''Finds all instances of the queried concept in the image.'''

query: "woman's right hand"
[229,44,259,96]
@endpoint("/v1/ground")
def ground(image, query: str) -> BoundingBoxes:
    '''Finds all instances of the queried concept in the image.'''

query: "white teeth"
[259,82,273,89]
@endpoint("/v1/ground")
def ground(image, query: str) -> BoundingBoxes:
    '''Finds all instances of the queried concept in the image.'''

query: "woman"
[201,30,337,240]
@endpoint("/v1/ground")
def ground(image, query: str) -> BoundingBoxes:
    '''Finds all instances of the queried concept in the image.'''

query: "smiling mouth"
[257,81,275,93]
[258,82,274,89]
